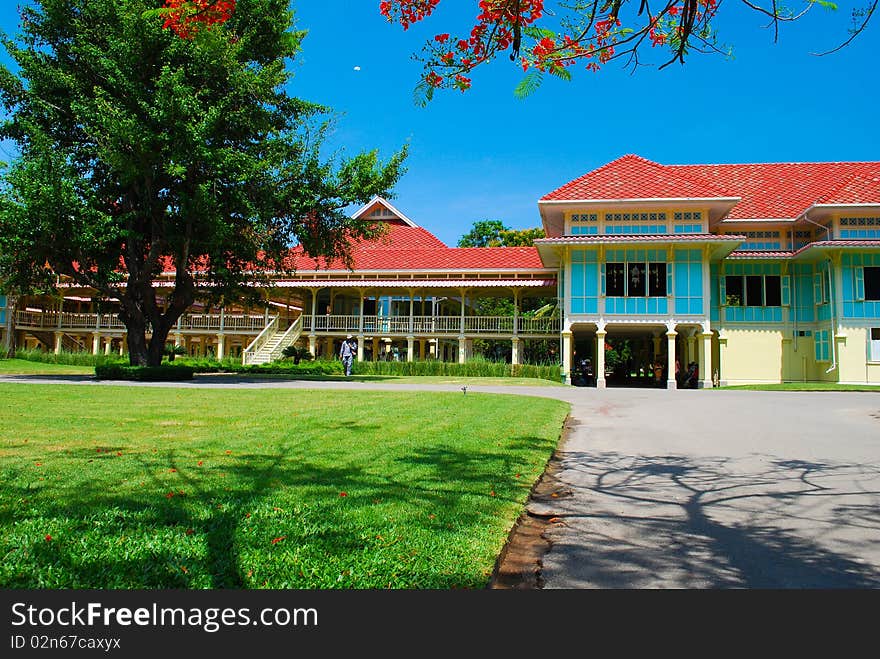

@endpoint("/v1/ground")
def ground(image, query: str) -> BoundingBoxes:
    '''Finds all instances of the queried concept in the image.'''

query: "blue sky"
[2,1,878,246]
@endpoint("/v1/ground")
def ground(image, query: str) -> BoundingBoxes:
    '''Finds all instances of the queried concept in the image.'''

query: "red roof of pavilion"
[543,156,880,220]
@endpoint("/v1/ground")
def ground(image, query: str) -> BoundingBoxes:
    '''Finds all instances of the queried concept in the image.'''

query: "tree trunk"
[147,322,172,367]
[3,296,17,358]
[123,312,149,366]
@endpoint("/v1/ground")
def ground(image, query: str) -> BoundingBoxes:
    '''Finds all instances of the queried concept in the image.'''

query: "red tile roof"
[669,161,880,219]
[541,154,737,202]
[290,222,547,272]
[544,156,880,220]
[815,173,880,206]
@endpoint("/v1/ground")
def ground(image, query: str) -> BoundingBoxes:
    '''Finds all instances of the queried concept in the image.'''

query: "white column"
[406,336,415,362]
[687,331,696,364]
[561,331,572,384]
[216,334,225,361]
[700,331,713,388]
[458,337,467,364]
[308,335,317,356]
[459,288,467,336]
[667,330,678,390]
[92,333,101,355]
[596,330,607,388]
[356,335,364,362]
[54,331,63,355]
[511,337,521,365]
[104,337,112,355]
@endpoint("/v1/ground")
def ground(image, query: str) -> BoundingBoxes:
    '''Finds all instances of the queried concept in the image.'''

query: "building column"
[104,337,112,355]
[596,330,607,389]
[700,331,714,388]
[667,329,678,390]
[458,337,467,364]
[216,334,226,362]
[561,331,572,384]
[372,336,379,361]
[511,337,521,366]
[419,339,426,360]
[308,335,317,357]
[357,334,365,362]
[406,336,415,362]
[119,336,126,357]
[92,333,101,355]
[53,331,63,355]
[686,330,696,364]
[174,333,183,348]
[652,333,662,360]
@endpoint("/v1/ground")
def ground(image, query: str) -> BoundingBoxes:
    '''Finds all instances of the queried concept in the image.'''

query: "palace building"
[3,154,880,386]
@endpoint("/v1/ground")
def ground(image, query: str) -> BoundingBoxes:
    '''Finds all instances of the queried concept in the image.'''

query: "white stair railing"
[242,316,279,365]
[264,316,303,363]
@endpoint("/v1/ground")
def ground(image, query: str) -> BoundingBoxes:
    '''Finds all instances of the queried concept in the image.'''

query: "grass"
[0,384,569,589]
[719,382,880,392]
[224,373,563,387]
[0,359,94,375]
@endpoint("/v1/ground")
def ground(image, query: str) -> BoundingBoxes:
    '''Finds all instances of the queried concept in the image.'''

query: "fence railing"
[15,310,560,336]
[15,311,267,333]
[300,314,558,335]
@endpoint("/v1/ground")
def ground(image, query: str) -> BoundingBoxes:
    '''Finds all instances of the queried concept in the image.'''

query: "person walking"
[340,334,356,377]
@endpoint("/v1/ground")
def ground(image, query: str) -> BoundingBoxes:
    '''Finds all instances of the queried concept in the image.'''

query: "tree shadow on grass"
[1,435,554,589]
[547,452,880,588]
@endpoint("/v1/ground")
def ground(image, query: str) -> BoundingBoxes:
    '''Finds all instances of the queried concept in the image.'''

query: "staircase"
[29,330,87,353]
[242,316,303,365]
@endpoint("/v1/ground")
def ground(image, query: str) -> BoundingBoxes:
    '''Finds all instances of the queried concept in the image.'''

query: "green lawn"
[0,359,93,375]
[0,384,568,589]
[232,373,563,387]
[719,382,880,392]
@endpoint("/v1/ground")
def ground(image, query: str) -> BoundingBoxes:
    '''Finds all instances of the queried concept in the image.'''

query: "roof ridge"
[540,154,661,201]
[671,160,880,167]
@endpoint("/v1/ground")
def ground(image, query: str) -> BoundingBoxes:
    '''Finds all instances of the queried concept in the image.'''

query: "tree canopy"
[379,0,875,100]
[0,0,406,366]
[457,219,545,247]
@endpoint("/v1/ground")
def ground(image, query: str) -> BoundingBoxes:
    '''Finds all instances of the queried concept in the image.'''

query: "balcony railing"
[15,311,267,333]
[15,309,560,336]
[301,314,559,335]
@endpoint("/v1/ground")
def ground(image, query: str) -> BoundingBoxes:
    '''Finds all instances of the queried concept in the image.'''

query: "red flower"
[339,492,348,497]
[44,534,52,542]
[270,536,286,545]
[169,468,177,473]
[34,462,42,466]
[185,528,194,536]
[166,492,174,498]
[225,450,232,455]
[197,460,203,466]
[116,452,122,457]
[434,33,450,43]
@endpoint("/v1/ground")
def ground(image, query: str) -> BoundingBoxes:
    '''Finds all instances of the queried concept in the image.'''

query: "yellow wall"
[837,327,873,384]
[719,329,785,384]
[867,363,880,384]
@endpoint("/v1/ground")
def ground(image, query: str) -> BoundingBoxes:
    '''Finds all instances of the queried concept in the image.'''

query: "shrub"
[95,364,195,381]
[352,359,559,381]
[15,348,125,368]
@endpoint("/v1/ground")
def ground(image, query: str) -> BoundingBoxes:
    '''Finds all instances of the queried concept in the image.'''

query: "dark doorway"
[604,332,667,388]
[572,336,596,387]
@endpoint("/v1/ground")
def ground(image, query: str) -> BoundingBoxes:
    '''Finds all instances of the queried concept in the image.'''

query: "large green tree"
[0,0,406,366]
[457,219,544,247]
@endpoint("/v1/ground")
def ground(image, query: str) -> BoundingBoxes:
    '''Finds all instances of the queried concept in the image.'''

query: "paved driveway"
[2,375,879,587]
[532,388,880,588]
